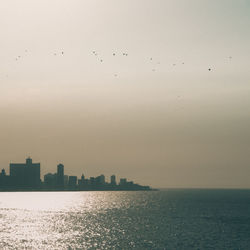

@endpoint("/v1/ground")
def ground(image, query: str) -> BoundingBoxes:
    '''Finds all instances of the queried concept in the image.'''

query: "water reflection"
[0,191,148,249]
[0,191,136,211]
[1,190,250,249]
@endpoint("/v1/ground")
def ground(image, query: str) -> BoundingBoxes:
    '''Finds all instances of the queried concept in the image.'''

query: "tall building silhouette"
[110,175,116,185]
[0,169,10,187]
[57,164,64,187]
[10,157,40,188]
[99,174,105,184]
[1,169,6,176]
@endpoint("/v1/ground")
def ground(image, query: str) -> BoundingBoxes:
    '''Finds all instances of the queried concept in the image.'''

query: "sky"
[0,0,250,188]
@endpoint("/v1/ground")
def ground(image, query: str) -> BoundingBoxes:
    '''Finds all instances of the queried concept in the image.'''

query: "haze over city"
[0,0,250,188]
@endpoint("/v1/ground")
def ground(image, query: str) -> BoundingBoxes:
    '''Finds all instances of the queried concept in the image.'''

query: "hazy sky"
[0,0,250,188]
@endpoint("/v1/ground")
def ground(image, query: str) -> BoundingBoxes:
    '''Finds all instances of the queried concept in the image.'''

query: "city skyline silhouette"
[0,157,152,191]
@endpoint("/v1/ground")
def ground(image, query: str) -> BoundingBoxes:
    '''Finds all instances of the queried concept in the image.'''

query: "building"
[90,177,95,185]
[119,178,127,186]
[99,174,105,184]
[64,175,69,186]
[44,173,57,187]
[95,174,105,185]
[68,176,77,187]
[0,169,11,187]
[78,174,85,186]
[57,164,64,187]
[10,157,40,188]
[110,175,116,185]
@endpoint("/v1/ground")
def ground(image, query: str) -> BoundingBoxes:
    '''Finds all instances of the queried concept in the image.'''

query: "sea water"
[0,189,250,249]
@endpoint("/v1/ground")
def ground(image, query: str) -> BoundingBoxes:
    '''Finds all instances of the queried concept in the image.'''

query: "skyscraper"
[110,175,116,185]
[57,164,64,187]
[99,174,105,185]
[10,157,40,188]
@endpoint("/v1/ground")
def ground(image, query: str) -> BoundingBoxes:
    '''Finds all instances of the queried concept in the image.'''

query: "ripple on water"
[0,190,250,249]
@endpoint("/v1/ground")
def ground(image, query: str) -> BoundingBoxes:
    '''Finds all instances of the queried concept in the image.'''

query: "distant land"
[0,158,155,191]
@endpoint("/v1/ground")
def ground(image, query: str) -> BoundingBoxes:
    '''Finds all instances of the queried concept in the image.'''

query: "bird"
[208,68,211,71]
[113,53,116,56]
[61,51,64,55]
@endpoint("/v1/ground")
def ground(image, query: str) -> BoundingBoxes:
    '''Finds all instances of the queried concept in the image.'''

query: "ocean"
[0,189,250,249]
